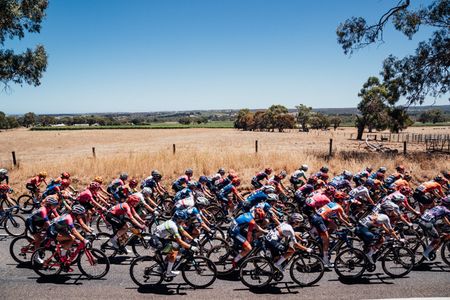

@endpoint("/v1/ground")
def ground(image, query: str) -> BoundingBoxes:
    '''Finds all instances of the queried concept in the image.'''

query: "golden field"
[0,127,449,194]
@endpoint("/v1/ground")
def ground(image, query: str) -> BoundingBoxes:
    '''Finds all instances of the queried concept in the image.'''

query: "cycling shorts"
[418,220,439,239]
[413,191,433,205]
[26,183,38,193]
[106,212,126,233]
[310,214,328,233]
[355,225,380,245]
[251,179,263,189]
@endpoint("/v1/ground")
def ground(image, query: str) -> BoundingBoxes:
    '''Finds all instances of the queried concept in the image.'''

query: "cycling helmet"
[61,172,70,179]
[396,165,405,172]
[173,210,188,221]
[443,171,450,180]
[61,179,71,187]
[289,213,304,223]
[324,186,336,197]
[89,182,101,190]
[46,197,59,207]
[199,176,209,183]
[376,172,385,180]
[254,207,266,219]
[94,176,103,183]
[72,205,86,215]
[0,184,10,192]
[129,179,138,188]
[151,170,162,180]
[185,168,193,176]
[342,170,353,180]
[217,168,226,176]
[232,178,241,186]
[404,174,412,181]
[365,167,373,173]
[142,187,153,196]
[300,165,309,171]
[266,193,279,202]
[320,166,329,173]
[279,170,287,178]
[434,175,446,183]
[399,186,412,196]
[262,185,276,194]
[378,167,387,174]
[264,168,273,174]
[195,197,209,207]
[390,193,405,203]
[0,168,8,176]
[127,194,141,205]
[119,172,128,181]
[38,171,47,178]
[441,196,450,207]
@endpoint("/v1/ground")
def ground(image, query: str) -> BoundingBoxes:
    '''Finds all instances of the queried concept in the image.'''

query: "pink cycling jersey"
[110,203,133,219]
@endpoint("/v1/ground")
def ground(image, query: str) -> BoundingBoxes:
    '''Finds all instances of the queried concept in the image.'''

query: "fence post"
[329,139,333,157]
[255,140,258,153]
[92,147,96,158]
[403,141,407,155]
[173,144,176,155]
[12,151,17,167]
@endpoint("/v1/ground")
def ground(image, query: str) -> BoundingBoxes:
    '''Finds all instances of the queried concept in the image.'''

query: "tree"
[329,115,342,131]
[274,113,296,132]
[38,115,56,126]
[6,116,19,128]
[387,106,414,133]
[234,109,251,130]
[418,109,446,123]
[178,117,192,125]
[266,105,289,132]
[296,104,312,132]
[0,111,7,128]
[22,112,36,127]
[337,0,449,104]
[253,111,269,131]
[0,0,49,89]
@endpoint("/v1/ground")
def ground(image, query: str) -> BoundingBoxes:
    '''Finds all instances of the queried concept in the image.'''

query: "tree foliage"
[234,105,295,132]
[337,0,449,104]
[296,104,312,132]
[0,111,20,129]
[0,0,48,88]
[418,108,447,123]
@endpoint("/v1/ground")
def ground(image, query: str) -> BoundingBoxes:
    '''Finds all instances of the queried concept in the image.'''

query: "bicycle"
[0,193,20,214]
[129,247,217,289]
[31,238,110,279]
[334,238,414,279]
[94,226,152,258]
[0,206,27,237]
[17,190,41,214]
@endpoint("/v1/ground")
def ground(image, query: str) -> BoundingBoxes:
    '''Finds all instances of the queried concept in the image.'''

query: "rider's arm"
[337,211,352,227]
[443,216,450,226]
[76,216,93,233]
[382,224,399,240]
[70,227,88,243]
[130,207,145,224]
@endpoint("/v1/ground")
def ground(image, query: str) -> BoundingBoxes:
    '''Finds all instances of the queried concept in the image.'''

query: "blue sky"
[1,0,448,114]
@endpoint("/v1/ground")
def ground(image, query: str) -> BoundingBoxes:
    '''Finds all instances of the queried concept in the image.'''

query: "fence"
[351,133,450,144]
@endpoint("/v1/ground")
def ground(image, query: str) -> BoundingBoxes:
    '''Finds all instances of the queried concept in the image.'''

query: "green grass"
[30,121,234,130]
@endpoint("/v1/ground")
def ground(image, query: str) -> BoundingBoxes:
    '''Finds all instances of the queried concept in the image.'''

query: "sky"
[1,0,448,114]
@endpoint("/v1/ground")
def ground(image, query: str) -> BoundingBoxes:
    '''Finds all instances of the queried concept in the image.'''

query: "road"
[1,234,449,300]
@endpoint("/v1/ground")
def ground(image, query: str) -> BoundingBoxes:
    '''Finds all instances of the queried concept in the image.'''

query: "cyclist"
[41,205,92,264]
[0,168,9,184]
[172,169,194,193]
[329,170,353,192]
[312,166,330,183]
[26,171,48,196]
[150,210,199,277]
[241,185,276,212]
[268,170,289,199]
[0,184,15,214]
[353,167,372,186]
[173,184,196,210]
[413,176,447,213]
[141,170,167,197]
[218,177,245,216]
[392,174,412,191]
[251,168,272,189]
[419,196,450,260]
[198,176,216,198]
[107,172,128,194]
[106,194,145,252]
[349,185,375,206]
[266,213,313,271]
[179,197,212,239]
[293,181,315,208]
[92,176,111,204]
[26,197,60,249]
[369,167,387,180]
[229,208,268,268]
[289,165,309,189]
[76,182,107,223]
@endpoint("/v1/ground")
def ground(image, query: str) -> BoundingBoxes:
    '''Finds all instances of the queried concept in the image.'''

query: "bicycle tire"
[129,255,164,287]
[406,237,426,267]
[1,198,20,214]
[94,232,118,258]
[77,248,110,279]
[334,248,367,279]
[18,195,35,213]
[206,244,235,275]
[289,253,324,287]
[10,236,34,263]
[96,215,113,233]
[200,237,227,256]
[441,239,450,266]
[4,214,27,237]
[131,233,152,257]
[31,247,62,277]
[239,256,274,288]
[381,246,414,278]
[181,256,217,289]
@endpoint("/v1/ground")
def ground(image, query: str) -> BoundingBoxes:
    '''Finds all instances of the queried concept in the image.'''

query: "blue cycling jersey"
[246,190,268,206]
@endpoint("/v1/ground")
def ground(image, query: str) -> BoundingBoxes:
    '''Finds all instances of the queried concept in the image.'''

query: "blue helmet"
[173,210,188,221]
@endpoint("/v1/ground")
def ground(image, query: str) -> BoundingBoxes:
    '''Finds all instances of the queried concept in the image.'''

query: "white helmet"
[142,187,153,197]
[300,165,308,171]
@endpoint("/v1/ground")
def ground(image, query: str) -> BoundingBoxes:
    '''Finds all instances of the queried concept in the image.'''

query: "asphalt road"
[1,234,449,300]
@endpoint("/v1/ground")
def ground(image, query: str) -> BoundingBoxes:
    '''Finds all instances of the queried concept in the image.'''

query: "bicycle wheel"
[441,239,450,266]
[381,246,414,278]
[334,248,367,279]
[18,195,35,213]
[406,238,426,267]
[239,256,274,288]
[131,234,152,257]
[94,233,118,258]
[200,237,227,255]
[129,255,164,287]
[31,247,62,277]
[10,236,35,263]
[96,216,113,233]
[4,214,27,237]
[181,256,217,289]
[77,248,110,279]
[206,244,235,275]
[1,198,20,214]
[289,253,324,287]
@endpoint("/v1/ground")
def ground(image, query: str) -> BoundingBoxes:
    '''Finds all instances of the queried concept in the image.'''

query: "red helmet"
[232,178,241,186]
[399,186,412,196]
[129,179,138,188]
[264,168,273,174]
[254,207,266,219]
[89,182,101,190]
[0,184,10,193]
[61,172,70,179]
[127,194,141,206]
[61,179,71,188]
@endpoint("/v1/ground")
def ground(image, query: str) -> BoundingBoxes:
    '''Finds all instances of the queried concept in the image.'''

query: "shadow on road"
[29,274,107,285]
[413,262,450,273]
[329,273,401,285]
[217,271,240,281]
[234,282,314,295]
[129,283,212,295]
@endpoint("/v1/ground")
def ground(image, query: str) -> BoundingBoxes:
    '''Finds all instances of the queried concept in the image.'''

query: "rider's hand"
[190,245,200,253]
[101,207,107,212]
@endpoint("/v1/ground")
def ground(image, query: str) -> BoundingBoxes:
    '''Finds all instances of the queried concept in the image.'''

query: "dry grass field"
[0,127,449,194]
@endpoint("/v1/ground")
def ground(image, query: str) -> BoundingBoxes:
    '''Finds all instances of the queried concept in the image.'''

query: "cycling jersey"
[219,183,238,200]
[141,176,158,189]
[253,172,269,182]
[182,207,203,224]
[77,189,95,204]
[305,193,331,209]
[416,181,443,194]
[349,186,371,202]
[50,214,75,233]
[393,178,409,191]
[266,222,298,247]
[107,178,124,193]
[359,213,392,230]
[245,190,268,207]
[317,202,344,221]
[28,206,57,226]
[420,206,450,224]
[109,202,134,219]
[154,220,183,240]
[329,176,352,191]
[174,188,193,202]
[42,183,62,198]
[381,191,407,206]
